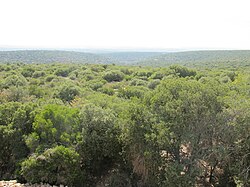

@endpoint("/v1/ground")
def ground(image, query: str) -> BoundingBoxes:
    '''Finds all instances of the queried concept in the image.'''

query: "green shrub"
[129,79,147,86]
[118,86,148,99]
[98,86,115,95]
[78,105,121,176]
[103,71,125,82]
[32,71,46,78]
[21,68,35,77]
[169,65,196,77]
[45,75,56,82]
[54,68,70,77]
[150,72,165,79]
[21,146,81,186]
[2,75,27,88]
[57,85,80,102]
[148,79,161,89]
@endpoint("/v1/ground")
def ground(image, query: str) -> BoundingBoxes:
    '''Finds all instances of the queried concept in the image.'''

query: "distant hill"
[0,50,166,65]
[136,50,250,68]
[99,52,166,64]
[0,50,113,64]
[1,50,250,68]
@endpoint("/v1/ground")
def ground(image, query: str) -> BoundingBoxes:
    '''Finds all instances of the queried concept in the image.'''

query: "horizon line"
[0,45,250,53]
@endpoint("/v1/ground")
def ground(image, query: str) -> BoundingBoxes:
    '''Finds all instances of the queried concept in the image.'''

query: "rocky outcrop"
[0,181,66,187]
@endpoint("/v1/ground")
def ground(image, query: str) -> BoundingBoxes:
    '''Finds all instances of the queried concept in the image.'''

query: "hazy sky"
[0,0,250,49]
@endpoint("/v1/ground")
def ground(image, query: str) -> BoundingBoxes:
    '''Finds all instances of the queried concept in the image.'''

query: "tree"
[0,102,35,179]
[77,104,121,179]
[26,104,80,152]
[146,78,235,186]
[122,102,166,186]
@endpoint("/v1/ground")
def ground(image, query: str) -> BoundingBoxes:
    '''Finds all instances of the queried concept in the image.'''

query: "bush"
[54,68,70,77]
[103,71,125,82]
[32,71,46,78]
[21,68,35,77]
[57,85,80,102]
[45,75,56,82]
[2,75,27,89]
[150,72,165,79]
[148,79,161,89]
[21,146,81,186]
[98,86,115,95]
[129,79,147,86]
[26,104,80,152]
[169,65,196,77]
[78,105,121,176]
[118,86,148,99]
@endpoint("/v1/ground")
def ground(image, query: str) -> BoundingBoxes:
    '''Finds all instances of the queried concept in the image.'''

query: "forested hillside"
[0,50,113,64]
[0,61,249,187]
[0,50,163,65]
[137,50,250,68]
[99,52,165,64]
[2,50,250,68]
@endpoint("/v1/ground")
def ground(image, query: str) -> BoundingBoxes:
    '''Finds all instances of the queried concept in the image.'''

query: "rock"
[0,181,67,187]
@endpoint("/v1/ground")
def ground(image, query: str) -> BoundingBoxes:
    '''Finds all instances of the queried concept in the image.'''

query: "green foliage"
[137,50,250,68]
[21,67,35,77]
[2,74,27,89]
[0,102,35,179]
[32,71,45,78]
[97,86,115,95]
[103,70,125,82]
[147,79,161,89]
[45,75,56,82]
[26,104,80,152]
[150,72,165,79]
[129,78,147,86]
[78,105,121,176]
[118,86,149,99]
[169,65,196,77]
[0,62,249,186]
[21,146,81,186]
[54,68,70,77]
[57,84,80,102]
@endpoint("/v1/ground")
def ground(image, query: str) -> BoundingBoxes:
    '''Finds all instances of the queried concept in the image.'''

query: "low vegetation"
[0,61,249,186]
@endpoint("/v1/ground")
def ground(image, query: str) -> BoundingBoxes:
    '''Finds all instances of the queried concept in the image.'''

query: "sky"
[0,0,250,50]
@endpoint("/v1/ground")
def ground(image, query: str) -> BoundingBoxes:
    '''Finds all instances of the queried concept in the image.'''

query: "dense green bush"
[169,65,196,77]
[118,86,148,99]
[77,105,121,177]
[129,78,147,86]
[21,146,81,186]
[0,102,35,179]
[21,67,35,77]
[147,79,160,89]
[2,74,27,88]
[97,86,115,95]
[57,84,80,102]
[103,70,125,82]
[54,68,71,77]
[25,104,80,152]
[32,71,45,78]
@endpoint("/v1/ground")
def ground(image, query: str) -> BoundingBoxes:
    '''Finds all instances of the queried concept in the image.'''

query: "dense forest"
[0,50,164,65]
[0,50,113,64]
[1,50,250,68]
[137,50,250,68]
[0,54,249,186]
